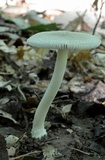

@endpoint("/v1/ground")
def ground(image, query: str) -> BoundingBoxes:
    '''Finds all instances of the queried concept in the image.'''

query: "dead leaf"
[7,146,16,157]
[64,16,82,31]
[0,26,10,32]
[0,110,18,124]
[26,10,50,25]
[0,76,12,91]
[61,104,72,118]
[42,145,60,160]
[5,135,19,147]
[81,81,105,102]
[0,97,9,105]
[9,17,30,29]
[0,40,16,54]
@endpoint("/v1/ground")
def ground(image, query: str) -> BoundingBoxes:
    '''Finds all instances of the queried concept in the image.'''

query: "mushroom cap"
[27,31,101,50]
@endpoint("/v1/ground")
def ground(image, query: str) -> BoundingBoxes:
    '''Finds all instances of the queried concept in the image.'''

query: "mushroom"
[27,31,101,138]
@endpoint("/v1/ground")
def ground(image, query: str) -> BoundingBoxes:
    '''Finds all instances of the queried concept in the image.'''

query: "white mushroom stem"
[31,49,68,138]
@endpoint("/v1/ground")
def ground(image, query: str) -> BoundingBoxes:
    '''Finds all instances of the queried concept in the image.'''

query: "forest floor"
[0,1,105,160]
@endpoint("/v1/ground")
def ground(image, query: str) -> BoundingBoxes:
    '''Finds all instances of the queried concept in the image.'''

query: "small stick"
[71,147,93,156]
[92,0,105,35]
[9,150,41,160]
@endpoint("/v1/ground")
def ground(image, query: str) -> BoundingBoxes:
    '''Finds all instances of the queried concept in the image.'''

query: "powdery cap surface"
[27,31,101,50]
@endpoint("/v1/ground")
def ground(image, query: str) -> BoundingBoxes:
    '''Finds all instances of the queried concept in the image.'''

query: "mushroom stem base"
[31,127,47,139]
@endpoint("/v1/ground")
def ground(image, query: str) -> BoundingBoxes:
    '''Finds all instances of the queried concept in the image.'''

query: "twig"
[17,85,26,101]
[9,150,41,160]
[71,147,93,156]
[92,0,105,35]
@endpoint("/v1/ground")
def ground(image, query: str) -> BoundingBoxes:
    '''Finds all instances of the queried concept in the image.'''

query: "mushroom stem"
[31,49,68,138]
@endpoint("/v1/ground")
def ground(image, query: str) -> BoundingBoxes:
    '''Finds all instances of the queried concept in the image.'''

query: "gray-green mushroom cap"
[27,31,101,50]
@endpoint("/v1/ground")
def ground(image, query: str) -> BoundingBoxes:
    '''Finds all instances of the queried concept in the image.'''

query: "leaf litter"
[0,1,105,160]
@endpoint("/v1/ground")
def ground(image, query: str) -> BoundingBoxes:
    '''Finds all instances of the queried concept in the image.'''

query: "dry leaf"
[0,110,18,124]
[61,104,72,118]
[5,135,19,147]
[0,40,16,53]
[42,145,60,160]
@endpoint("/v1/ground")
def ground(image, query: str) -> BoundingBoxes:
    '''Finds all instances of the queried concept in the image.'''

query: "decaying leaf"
[0,76,12,91]
[93,52,105,67]
[9,17,30,29]
[0,97,9,105]
[17,46,48,64]
[66,128,73,134]
[64,11,87,31]
[7,146,16,157]
[4,64,15,75]
[61,104,72,118]
[69,74,105,102]
[68,75,85,94]
[81,81,105,102]
[42,144,61,160]
[26,10,50,25]
[0,26,10,32]
[0,40,16,53]
[69,50,92,70]
[0,110,18,124]
[5,135,19,147]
